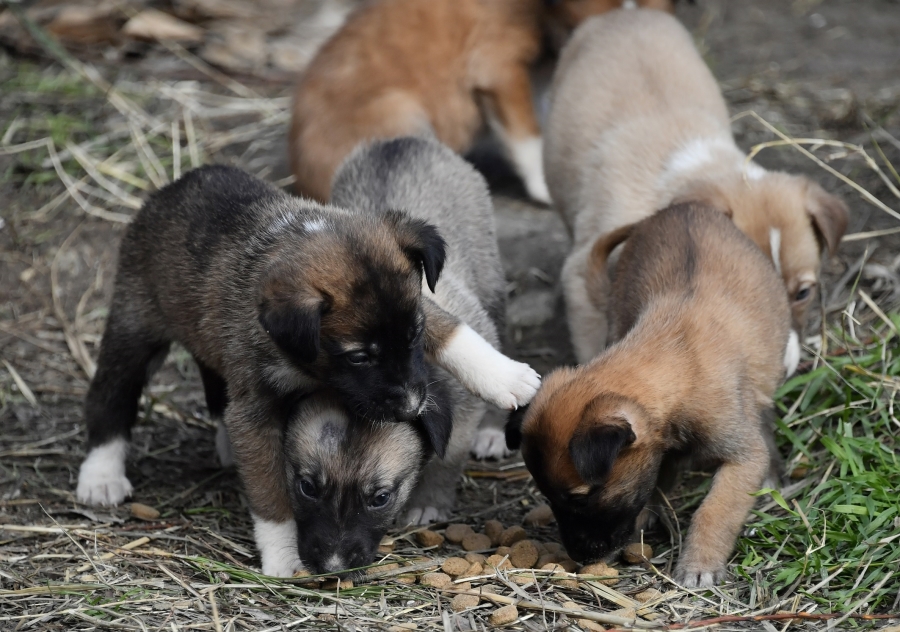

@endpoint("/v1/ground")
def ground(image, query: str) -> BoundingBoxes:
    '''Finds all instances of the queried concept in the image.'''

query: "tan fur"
[289,0,674,203]
[516,203,791,587]
[544,9,847,363]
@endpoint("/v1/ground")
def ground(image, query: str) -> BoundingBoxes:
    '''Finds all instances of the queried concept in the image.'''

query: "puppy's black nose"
[388,389,423,421]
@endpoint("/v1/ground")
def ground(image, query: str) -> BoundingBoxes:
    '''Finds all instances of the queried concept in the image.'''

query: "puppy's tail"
[585,223,634,311]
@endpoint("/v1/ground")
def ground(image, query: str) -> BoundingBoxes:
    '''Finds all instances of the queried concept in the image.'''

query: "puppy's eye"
[298,478,319,500]
[369,490,392,509]
[794,285,813,303]
[346,351,370,366]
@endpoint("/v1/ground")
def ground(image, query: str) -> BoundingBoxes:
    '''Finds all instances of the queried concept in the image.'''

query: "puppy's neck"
[658,136,766,201]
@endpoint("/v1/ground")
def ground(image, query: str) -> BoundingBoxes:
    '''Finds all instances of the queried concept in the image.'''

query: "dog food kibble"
[483,519,504,545]
[416,529,445,548]
[464,552,486,565]
[557,558,578,573]
[495,546,511,557]
[442,557,470,576]
[130,503,160,521]
[395,574,417,585]
[578,619,606,632]
[322,579,354,590]
[366,563,400,576]
[545,563,578,589]
[459,561,484,579]
[543,542,563,555]
[579,561,619,586]
[450,593,480,612]
[622,542,653,564]
[489,604,519,625]
[485,554,513,571]
[449,581,472,592]
[635,588,662,603]
[445,523,474,543]
[536,553,558,568]
[461,532,492,551]
[523,503,554,526]
[378,537,395,554]
[499,525,527,547]
[420,572,452,589]
[509,539,539,568]
[387,625,418,632]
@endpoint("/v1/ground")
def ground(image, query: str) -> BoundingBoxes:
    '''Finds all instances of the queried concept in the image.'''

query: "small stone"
[464,552,486,565]
[420,572,452,588]
[445,523,474,543]
[579,562,619,586]
[495,546,512,557]
[499,525,527,547]
[130,503,160,521]
[459,561,484,579]
[484,519,504,545]
[634,588,662,603]
[523,503,555,526]
[416,529,445,548]
[450,593,479,612]
[461,533,492,552]
[509,540,539,569]
[536,553,558,568]
[485,554,513,571]
[442,557,470,576]
[557,558,578,573]
[322,578,354,590]
[622,543,652,564]
[543,542,563,555]
[489,604,519,625]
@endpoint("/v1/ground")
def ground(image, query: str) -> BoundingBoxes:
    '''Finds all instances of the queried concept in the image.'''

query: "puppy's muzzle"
[387,387,426,422]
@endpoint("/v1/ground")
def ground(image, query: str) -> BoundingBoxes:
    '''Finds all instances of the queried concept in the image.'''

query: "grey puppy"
[272,137,509,575]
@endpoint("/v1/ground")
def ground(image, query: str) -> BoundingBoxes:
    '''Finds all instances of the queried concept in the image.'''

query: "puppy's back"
[332,138,505,322]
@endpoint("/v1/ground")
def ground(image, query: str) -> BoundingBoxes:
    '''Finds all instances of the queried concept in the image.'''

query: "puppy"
[543,9,848,370]
[332,136,515,524]
[507,203,791,588]
[76,165,538,576]
[289,0,675,205]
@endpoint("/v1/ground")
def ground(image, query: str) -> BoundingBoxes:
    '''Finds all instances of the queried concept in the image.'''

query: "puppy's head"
[506,368,661,563]
[677,172,847,337]
[283,379,452,577]
[258,208,446,422]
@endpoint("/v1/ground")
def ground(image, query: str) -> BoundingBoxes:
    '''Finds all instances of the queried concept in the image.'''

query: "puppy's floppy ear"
[569,401,636,485]
[416,369,453,458]
[384,210,447,292]
[504,405,529,451]
[805,180,848,256]
[258,274,324,364]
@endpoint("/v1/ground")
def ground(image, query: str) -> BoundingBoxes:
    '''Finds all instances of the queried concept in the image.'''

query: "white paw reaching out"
[76,438,133,506]
[471,427,512,460]
[675,561,726,589]
[436,324,541,410]
[252,516,304,577]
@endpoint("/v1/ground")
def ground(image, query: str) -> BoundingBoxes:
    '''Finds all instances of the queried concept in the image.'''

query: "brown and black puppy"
[289,0,675,205]
[76,165,538,576]
[507,203,791,587]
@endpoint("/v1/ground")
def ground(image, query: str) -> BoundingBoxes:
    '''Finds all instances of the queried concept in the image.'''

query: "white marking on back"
[623,0,637,8]
[784,329,801,376]
[252,515,303,577]
[743,161,767,181]
[435,324,541,410]
[76,438,132,506]
[769,227,782,275]
[304,218,327,232]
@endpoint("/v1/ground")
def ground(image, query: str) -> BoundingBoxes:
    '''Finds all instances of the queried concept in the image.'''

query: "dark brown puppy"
[288,0,675,205]
[75,165,538,576]
[507,203,791,588]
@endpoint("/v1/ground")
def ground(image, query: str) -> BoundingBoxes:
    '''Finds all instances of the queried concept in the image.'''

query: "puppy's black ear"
[416,372,453,459]
[384,210,447,292]
[505,405,529,451]
[569,418,636,485]
[258,300,322,364]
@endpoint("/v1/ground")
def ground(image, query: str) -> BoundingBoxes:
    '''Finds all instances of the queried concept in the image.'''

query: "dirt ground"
[1,0,900,629]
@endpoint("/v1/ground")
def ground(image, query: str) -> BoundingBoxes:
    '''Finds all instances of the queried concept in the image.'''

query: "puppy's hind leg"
[471,409,512,460]
[78,313,169,506]
[197,362,233,468]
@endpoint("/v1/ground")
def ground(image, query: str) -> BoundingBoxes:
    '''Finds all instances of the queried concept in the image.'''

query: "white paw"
[509,136,552,205]
[783,329,800,377]
[675,562,726,588]
[215,419,235,468]
[252,515,304,577]
[436,325,541,410]
[405,505,448,526]
[76,438,133,507]
[471,427,512,459]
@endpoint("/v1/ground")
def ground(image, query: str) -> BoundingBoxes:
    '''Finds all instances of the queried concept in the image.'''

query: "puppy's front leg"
[423,299,540,410]
[675,433,769,588]
[226,397,302,577]
[482,65,550,204]
[562,246,611,364]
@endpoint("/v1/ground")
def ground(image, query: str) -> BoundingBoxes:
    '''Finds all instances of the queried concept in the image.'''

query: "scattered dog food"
[489,604,519,625]
[445,523,474,543]
[450,593,480,612]
[498,525,527,547]
[523,503,554,526]
[461,532,492,551]
[416,529,445,548]
[129,503,160,521]
[622,542,653,564]
[484,519,504,545]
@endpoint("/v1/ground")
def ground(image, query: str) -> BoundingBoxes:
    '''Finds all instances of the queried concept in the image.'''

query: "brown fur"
[289,0,674,203]
[509,203,791,588]
[544,9,847,364]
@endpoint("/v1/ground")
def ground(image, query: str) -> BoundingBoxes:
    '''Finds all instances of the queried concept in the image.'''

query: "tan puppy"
[289,0,675,205]
[506,202,791,587]
[544,9,848,370]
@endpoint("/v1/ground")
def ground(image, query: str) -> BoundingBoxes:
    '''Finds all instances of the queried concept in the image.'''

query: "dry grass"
[2,9,900,632]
